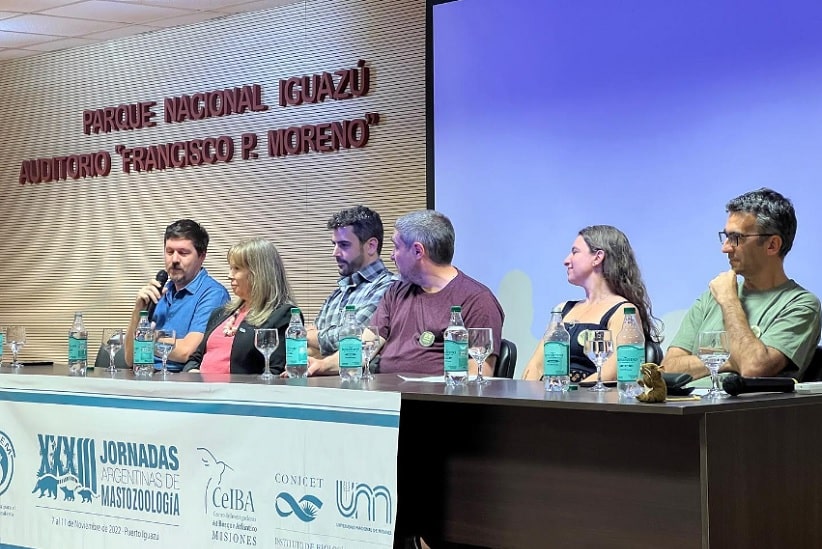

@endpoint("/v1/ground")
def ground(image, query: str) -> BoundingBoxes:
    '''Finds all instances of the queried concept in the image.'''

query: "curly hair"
[579,225,662,342]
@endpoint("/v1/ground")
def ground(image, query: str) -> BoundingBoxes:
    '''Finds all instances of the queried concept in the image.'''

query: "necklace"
[223,309,242,337]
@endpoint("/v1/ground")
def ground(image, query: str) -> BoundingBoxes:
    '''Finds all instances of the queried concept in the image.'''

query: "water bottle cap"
[139,310,148,316]
[345,305,356,311]
[450,306,462,312]
[624,307,636,314]
[291,307,301,314]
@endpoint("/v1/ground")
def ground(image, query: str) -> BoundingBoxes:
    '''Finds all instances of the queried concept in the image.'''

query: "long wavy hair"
[224,238,295,326]
[580,225,662,342]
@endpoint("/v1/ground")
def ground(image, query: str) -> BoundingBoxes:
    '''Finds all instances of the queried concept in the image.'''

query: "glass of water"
[154,329,177,378]
[361,326,381,380]
[698,330,730,398]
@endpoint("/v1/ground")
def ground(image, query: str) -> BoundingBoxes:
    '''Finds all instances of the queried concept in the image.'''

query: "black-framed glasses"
[718,231,775,246]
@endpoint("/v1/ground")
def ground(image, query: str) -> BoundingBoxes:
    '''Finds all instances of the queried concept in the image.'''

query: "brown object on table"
[636,362,667,403]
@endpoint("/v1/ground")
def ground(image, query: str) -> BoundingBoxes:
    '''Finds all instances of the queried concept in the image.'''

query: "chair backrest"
[800,345,822,382]
[94,345,128,369]
[495,338,518,378]
[645,340,664,365]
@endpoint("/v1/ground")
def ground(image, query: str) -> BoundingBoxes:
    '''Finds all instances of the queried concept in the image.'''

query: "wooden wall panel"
[0,0,426,362]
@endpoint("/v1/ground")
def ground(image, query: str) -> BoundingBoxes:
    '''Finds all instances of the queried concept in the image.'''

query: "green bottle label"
[134,340,153,364]
[617,344,644,382]
[544,341,569,376]
[339,336,362,369]
[285,338,308,365]
[444,340,468,373]
[68,336,87,361]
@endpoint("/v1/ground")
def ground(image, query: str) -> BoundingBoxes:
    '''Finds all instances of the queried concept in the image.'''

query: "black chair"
[645,339,664,364]
[799,345,822,382]
[494,338,517,378]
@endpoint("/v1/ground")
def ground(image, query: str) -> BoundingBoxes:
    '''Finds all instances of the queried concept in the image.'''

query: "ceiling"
[0,0,296,62]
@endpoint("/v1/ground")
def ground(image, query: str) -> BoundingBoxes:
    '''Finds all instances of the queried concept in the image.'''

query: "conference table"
[2,365,821,549]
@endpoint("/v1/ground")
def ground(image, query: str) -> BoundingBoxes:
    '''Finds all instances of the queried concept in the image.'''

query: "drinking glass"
[468,328,493,384]
[7,326,26,368]
[255,328,280,382]
[583,329,614,392]
[154,329,177,378]
[361,326,381,381]
[698,330,730,398]
[102,329,126,373]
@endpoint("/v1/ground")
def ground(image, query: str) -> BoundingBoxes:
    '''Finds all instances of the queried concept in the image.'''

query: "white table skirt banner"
[0,375,401,549]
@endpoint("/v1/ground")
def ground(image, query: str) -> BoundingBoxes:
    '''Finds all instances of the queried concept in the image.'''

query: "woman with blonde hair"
[184,238,298,375]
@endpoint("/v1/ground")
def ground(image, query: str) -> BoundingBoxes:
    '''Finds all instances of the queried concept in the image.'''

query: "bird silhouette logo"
[197,447,234,514]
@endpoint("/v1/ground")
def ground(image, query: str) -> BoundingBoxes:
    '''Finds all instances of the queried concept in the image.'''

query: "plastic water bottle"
[543,309,570,391]
[68,312,88,375]
[133,310,155,376]
[617,306,645,397]
[284,308,308,378]
[444,306,469,386]
[338,305,363,382]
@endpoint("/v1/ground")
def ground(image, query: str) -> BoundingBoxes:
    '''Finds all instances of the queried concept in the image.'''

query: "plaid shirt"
[314,259,398,356]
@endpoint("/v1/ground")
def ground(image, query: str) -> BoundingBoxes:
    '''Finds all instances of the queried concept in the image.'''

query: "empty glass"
[7,326,26,368]
[102,329,126,373]
[468,328,493,384]
[255,328,280,382]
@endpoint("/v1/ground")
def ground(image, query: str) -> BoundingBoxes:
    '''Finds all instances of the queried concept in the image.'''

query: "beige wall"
[0,0,426,362]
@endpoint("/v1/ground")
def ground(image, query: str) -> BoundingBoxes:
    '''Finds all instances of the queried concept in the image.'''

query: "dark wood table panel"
[398,399,703,548]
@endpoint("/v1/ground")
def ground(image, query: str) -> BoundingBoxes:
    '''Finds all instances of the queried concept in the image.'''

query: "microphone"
[722,374,795,396]
[146,270,169,322]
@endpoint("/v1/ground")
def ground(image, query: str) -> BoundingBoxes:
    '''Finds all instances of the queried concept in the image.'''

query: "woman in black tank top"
[521,225,660,383]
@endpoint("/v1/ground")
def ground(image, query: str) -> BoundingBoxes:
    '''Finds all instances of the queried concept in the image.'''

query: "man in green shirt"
[662,188,821,380]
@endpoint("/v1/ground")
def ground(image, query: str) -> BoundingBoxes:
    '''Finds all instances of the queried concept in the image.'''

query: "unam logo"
[335,481,392,523]
[0,430,16,496]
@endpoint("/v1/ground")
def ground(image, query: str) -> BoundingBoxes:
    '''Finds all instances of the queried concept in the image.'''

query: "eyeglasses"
[718,231,775,247]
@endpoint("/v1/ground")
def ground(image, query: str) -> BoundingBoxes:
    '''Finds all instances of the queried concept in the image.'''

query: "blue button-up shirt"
[153,268,229,370]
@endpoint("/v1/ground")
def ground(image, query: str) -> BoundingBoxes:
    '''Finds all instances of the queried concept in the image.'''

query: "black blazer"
[184,303,296,375]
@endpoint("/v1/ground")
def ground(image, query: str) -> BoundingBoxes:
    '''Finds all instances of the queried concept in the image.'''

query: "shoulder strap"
[600,300,630,325]
[560,300,578,317]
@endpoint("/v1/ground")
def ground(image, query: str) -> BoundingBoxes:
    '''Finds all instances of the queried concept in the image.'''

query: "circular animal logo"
[0,430,16,496]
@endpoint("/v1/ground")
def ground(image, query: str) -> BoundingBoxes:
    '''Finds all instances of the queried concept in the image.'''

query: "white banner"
[0,375,401,549]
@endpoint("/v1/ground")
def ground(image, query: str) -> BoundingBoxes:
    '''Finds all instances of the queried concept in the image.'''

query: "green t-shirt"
[670,279,821,378]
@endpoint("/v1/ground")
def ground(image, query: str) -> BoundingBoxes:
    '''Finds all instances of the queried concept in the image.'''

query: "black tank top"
[560,300,628,381]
